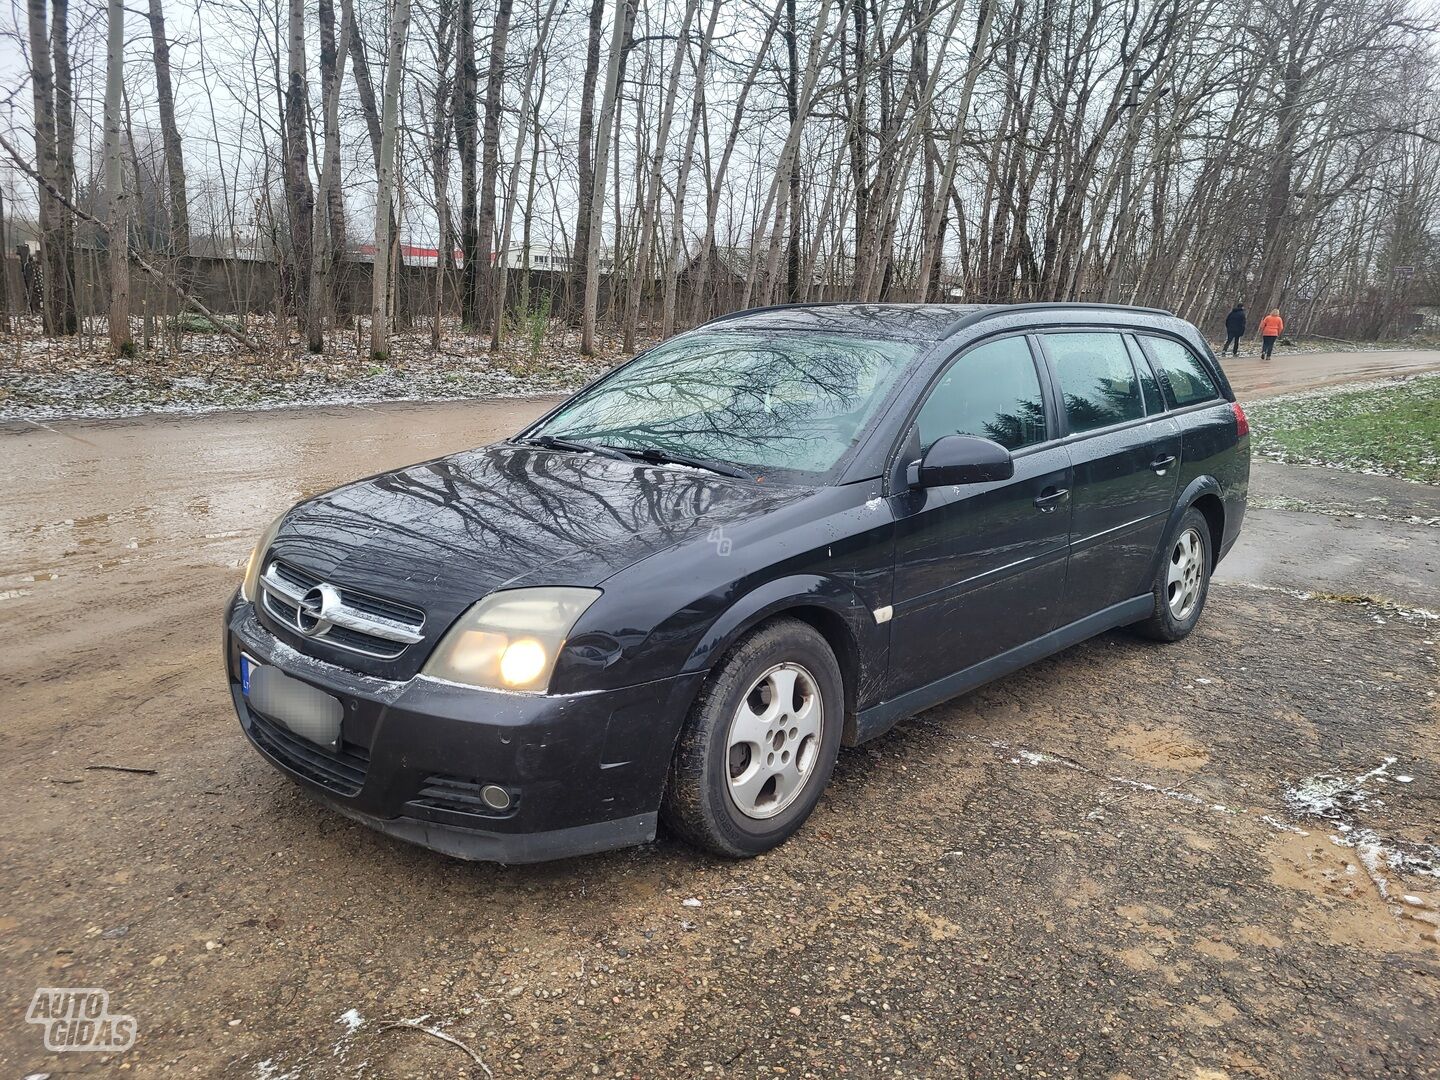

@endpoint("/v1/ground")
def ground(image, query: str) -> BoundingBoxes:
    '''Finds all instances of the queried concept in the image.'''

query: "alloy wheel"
[1166,526,1205,620]
[724,662,824,820]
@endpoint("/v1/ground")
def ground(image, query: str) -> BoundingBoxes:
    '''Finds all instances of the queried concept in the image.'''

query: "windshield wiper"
[619,446,753,480]
[516,434,631,461]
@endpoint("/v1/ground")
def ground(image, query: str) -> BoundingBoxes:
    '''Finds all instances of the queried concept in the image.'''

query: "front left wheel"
[661,617,845,857]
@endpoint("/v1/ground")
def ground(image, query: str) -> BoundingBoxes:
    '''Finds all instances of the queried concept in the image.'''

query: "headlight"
[240,511,289,603]
[422,587,601,693]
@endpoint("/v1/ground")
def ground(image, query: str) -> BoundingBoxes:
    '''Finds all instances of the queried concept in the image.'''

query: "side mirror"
[908,434,1014,488]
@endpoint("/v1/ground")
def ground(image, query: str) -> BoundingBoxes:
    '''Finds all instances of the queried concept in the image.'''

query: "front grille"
[247,707,371,796]
[260,559,426,660]
[406,773,514,819]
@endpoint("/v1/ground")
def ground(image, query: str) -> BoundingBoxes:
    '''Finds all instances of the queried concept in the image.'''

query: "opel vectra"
[225,303,1249,862]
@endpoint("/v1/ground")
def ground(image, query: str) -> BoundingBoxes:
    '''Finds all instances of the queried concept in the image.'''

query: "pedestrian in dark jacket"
[1223,303,1246,356]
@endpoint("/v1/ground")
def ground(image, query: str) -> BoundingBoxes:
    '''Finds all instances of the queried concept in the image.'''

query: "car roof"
[699,302,1177,344]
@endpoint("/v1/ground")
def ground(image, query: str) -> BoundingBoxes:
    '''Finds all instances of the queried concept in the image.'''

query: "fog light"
[480,784,512,811]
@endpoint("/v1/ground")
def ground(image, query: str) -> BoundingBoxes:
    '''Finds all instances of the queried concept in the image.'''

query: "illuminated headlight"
[422,587,601,693]
[240,511,289,603]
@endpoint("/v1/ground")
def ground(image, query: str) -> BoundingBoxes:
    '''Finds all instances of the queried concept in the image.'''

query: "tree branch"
[0,130,264,353]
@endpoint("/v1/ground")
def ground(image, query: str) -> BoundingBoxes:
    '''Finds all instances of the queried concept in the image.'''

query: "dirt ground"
[2,350,1439,1078]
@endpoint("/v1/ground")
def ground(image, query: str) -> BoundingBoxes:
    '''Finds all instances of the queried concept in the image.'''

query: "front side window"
[915,337,1047,452]
[1043,332,1145,434]
[530,331,917,477]
[1144,337,1220,408]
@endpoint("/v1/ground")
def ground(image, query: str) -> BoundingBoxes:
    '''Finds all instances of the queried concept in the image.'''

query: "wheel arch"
[1189,490,1225,569]
[1151,476,1225,579]
[681,575,880,746]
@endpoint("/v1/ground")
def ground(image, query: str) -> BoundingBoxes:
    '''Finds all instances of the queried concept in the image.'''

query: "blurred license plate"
[242,655,343,751]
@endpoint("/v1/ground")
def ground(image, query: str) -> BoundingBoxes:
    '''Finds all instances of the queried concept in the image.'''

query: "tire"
[1131,506,1213,642]
[661,617,845,858]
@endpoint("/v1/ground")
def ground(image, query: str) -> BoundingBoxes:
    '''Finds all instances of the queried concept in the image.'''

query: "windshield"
[527,331,918,478]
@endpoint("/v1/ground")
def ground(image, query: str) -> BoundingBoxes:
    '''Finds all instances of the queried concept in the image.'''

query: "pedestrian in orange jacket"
[1259,309,1283,360]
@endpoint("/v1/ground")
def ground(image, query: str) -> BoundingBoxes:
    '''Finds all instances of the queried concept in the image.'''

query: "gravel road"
[2,349,1438,1078]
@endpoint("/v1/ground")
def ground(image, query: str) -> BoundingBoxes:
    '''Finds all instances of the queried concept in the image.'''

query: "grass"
[1245,373,1440,484]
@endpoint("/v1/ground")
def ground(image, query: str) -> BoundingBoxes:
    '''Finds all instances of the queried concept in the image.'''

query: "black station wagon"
[225,303,1249,862]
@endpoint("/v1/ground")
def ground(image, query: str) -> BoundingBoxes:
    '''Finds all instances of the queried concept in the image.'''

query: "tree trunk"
[26,0,62,336]
[307,0,353,353]
[572,0,606,314]
[370,0,411,360]
[50,0,78,333]
[783,0,801,302]
[145,0,188,257]
[27,0,78,336]
[283,0,315,338]
[581,0,635,356]
[660,0,721,337]
[104,0,129,355]
[476,0,514,339]
[429,0,457,349]
[455,0,480,327]
[317,0,348,258]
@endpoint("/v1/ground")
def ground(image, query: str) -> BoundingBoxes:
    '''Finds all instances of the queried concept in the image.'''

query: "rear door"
[1037,331,1182,624]
[887,335,1072,696]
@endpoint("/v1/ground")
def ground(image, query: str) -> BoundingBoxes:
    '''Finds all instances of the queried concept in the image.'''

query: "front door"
[1036,331,1182,623]
[887,335,1072,697]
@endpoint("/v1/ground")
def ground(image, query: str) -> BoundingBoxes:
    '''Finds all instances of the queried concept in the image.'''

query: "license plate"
[243,655,344,751]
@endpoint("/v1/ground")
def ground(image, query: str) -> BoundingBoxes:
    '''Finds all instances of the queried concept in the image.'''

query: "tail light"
[1232,401,1249,437]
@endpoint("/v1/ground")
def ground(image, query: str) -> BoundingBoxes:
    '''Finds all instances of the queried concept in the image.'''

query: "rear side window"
[1126,336,1166,415]
[1145,337,1220,408]
[1042,333,1145,434]
[916,337,1047,452]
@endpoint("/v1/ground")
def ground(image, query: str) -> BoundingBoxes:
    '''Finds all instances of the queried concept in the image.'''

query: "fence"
[3,248,1433,341]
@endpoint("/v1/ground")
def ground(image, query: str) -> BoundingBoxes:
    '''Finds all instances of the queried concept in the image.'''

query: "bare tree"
[282,0,315,339]
[370,0,412,360]
[145,0,188,257]
[580,0,635,355]
[657,0,721,335]
[475,0,515,337]
[492,0,563,350]
[620,0,698,352]
[572,0,606,306]
[306,0,354,352]
[103,0,129,354]
[25,0,77,335]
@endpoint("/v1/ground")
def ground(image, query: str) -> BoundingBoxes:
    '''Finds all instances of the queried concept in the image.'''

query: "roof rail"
[940,301,1175,338]
[697,302,861,329]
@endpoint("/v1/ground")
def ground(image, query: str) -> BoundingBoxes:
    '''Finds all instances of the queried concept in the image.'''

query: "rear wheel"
[1131,507,1213,642]
[662,617,844,857]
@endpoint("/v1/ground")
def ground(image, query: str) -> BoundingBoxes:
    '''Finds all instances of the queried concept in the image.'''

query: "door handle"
[1034,487,1069,512]
[1150,454,1177,474]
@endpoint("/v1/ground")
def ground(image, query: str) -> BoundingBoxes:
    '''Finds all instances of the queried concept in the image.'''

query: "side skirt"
[850,595,1153,745]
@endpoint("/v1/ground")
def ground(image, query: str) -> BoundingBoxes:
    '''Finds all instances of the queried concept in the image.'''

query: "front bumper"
[224,597,704,863]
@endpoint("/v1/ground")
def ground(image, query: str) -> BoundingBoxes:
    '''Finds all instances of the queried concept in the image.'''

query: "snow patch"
[1283,757,1396,821]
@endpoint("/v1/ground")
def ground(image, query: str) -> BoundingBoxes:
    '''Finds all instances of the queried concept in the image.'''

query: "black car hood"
[261,444,807,677]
